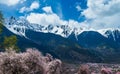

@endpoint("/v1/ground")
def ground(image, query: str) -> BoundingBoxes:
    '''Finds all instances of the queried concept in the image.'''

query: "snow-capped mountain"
[5,17,120,43]
[3,17,120,63]
[97,28,120,41]
[5,17,87,38]
[3,16,120,50]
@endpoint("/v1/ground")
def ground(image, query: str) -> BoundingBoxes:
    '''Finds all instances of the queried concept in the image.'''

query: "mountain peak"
[4,17,87,38]
[4,17,120,42]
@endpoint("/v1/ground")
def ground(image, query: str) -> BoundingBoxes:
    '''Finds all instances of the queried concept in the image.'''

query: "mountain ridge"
[4,17,120,49]
[5,17,120,41]
[2,17,120,63]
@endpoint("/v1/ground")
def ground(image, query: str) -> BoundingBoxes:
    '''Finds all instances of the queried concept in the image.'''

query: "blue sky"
[0,0,120,29]
[0,0,87,21]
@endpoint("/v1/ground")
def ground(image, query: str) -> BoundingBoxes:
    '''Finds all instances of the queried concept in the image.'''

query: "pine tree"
[3,35,19,52]
[0,11,4,34]
[0,11,19,52]
[0,11,4,48]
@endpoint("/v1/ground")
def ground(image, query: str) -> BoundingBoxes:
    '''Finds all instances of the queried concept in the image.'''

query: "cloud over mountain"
[82,0,120,29]
[26,7,64,26]
[1,0,120,30]
[19,1,40,13]
[42,6,53,13]
[26,6,85,29]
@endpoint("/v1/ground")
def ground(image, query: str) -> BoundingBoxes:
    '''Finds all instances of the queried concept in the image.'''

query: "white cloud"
[26,6,84,28]
[20,0,26,3]
[0,0,19,6]
[30,1,40,10]
[82,0,120,29]
[76,5,82,11]
[26,6,61,25]
[26,13,64,26]
[42,6,53,13]
[19,1,40,13]
[19,7,28,13]
[26,12,86,30]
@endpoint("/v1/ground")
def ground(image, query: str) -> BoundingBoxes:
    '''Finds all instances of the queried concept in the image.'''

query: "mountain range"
[3,16,120,63]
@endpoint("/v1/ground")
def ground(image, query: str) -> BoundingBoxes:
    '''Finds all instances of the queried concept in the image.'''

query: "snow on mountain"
[5,25,26,36]
[4,17,120,41]
[97,28,120,41]
[5,17,26,37]
[4,17,88,38]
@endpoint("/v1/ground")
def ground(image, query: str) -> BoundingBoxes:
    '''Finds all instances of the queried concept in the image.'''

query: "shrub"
[46,59,62,74]
[101,67,112,74]
[77,64,90,74]
[116,72,120,74]
[0,48,62,74]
